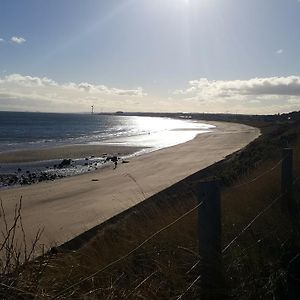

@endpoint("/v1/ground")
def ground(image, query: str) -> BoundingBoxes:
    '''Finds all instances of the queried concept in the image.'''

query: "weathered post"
[197,180,225,299]
[281,148,294,215]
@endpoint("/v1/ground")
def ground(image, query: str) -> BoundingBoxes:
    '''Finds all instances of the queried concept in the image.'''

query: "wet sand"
[0,145,143,163]
[0,121,260,251]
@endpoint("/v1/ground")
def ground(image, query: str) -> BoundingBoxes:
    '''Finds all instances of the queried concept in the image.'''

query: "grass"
[1,119,300,299]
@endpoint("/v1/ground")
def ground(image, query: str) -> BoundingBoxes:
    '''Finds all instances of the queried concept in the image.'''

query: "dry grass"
[1,121,300,299]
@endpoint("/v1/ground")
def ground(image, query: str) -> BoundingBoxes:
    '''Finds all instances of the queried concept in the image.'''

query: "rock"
[9,176,18,185]
[17,168,22,172]
[50,174,57,180]
[58,159,72,168]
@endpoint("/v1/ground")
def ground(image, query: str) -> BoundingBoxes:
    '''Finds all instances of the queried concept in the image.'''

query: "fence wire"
[52,201,204,299]
[176,172,300,299]
[231,159,283,189]
[55,157,297,299]
[3,153,296,299]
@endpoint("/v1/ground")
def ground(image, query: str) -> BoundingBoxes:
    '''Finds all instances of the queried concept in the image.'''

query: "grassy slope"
[2,119,300,299]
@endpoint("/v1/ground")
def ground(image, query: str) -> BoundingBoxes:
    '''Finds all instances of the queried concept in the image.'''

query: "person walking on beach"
[112,155,118,169]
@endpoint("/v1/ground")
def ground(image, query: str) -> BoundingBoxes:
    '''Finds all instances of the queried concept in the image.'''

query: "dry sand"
[0,121,260,250]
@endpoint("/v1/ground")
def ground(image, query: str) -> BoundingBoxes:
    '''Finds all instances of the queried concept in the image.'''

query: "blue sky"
[0,0,300,113]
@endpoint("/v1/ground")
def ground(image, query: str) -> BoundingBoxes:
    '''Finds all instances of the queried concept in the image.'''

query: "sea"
[0,111,215,187]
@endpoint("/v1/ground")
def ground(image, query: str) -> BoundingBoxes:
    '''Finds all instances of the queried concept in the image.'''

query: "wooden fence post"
[197,180,225,299]
[281,148,294,215]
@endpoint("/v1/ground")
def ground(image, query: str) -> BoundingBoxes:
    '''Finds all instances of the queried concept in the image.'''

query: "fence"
[48,147,300,300]
[180,147,299,299]
[2,147,297,299]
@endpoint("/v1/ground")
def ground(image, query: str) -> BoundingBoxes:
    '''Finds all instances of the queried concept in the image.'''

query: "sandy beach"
[0,121,260,250]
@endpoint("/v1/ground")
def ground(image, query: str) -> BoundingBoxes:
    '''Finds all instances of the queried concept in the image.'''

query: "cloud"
[11,36,26,44]
[110,87,145,97]
[276,49,283,54]
[172,76,300,114]
[4,74,58,87]
[174,76,300,98]
[0,38,4,42]
[64,81,146,97]
[0,73,147,112]
[1,73,299,114]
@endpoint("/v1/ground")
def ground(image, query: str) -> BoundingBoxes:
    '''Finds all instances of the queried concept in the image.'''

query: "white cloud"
[64,80,146,97]
[0,38,4,42]
[11,36,26,44]
[174,76,300,98]
[0,73,147,112]
[287,98,300,104]
[4,74,58,87]
[1,73,299,114]
[172,76,300,114]
[276,49,283,54]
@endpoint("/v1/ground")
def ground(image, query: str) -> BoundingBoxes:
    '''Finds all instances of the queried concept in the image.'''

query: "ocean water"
[0,112,215,187]
[0,111,214,153]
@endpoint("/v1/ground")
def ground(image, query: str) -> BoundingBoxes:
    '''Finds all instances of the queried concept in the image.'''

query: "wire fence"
[52,154,293,299]
[52,201,204,299]
[176,164,300,299]
[2,148,299,299]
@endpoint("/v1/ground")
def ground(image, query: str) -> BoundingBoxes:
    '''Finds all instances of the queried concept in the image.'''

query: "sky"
[0,0,300,114]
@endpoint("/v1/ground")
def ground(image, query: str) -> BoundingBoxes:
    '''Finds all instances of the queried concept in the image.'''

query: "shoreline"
[0,121,260,251]
[0,144,145,189]
[0,144,144,164]
[0,120,213,188]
